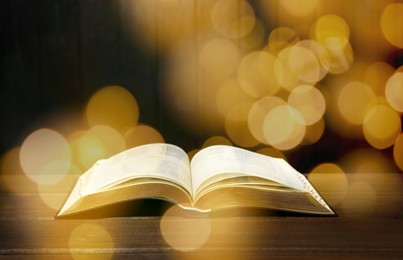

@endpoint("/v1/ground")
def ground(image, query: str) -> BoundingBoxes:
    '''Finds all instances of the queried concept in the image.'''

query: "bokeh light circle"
[381,3,403,48]
[337,81,376,125]
[160,205,211,252]
[393,133,403,171]
[19,129,71,185]
[211,0,256,39]
[263,105,306,150]
[288,84,326,125]
[363,105,401,149]
[86,86,139,132]
[385,72,403,112]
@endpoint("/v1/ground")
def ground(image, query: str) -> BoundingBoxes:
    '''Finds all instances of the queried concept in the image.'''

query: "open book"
[57,143,334,217]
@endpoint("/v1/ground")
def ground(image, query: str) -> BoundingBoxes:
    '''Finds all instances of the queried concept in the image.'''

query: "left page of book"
[80,143,192,195]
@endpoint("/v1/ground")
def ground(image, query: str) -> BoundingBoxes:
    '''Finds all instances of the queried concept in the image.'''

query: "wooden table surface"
[1,172,403,259]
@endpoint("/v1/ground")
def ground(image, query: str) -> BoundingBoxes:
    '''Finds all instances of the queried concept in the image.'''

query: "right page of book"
[190,145,305,197]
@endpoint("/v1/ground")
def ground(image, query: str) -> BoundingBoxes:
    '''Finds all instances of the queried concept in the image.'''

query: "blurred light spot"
[393,133,403,171]
[211,0,255,39]
[309,163,347,206]
[86,85,139,132]
[37,163,81,210]
[263,105,305,150]
[385,72,403,112]
[267,27,299,54]
[225,102,260,148]
[337,81,376,125]
[275,47,301,91]
[364,62,395,95]
[324,41,354,75]
[302,118,325,145]
[280,0,319,17]
[69,223,114,260]
[313,14,350,51]
[88,125,126,157]
[160,205,211,251]
[288,84,326,125]
[202,136,232,148]
[199,38,240,80]
[1,147,37,193]
[341,181,377,215]
[381,3,403,48]
[256,147,286,160]
[341,148,397,173]
[216,78,254,117]
[226,116,260,148]
[70,125,126,170]
[239,18,265,50]
[225,101,254,122]
[20,129,71,185]
[363,105,401,149]
[288,45,322,83]
[295,40,330,81]
[124,124,165,148]
[238,51,281,97]
[248,96,287,144]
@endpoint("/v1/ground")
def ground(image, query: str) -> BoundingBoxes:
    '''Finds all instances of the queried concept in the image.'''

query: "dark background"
[1,0,402,173]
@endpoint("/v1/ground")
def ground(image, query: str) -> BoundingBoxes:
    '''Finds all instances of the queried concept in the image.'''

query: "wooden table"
[1,173,403,259]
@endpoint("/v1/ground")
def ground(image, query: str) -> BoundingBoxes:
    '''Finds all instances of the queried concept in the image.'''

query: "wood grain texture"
[1,173,403,259]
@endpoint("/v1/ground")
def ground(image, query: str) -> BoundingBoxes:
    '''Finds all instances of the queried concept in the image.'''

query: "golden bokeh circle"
[381,3,403,48]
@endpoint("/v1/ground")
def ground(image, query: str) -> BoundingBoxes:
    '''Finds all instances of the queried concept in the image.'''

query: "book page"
[190,145,305,197]
[81,143,192,195]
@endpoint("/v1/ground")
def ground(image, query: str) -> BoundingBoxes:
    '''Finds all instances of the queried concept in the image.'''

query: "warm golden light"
[302,118,325,145]
[267,27,299,54]
[202,136,232,148]
[239,18,265,50]
[393,133,403,171]
[341,181,377,215]
[211,0,256,39]
[364,62,395,96]
[280,0,319,17]
[86,85,139,132]
[337,81,376,125]
[248,96,287,144]
[309,163,347,206]
[256,147,286,159]
[238,51,281,97]
[381,3,403,48]
[20,129,71,185]
[363,105,401,149]
[124,124,165,148]
[263,105,305,150]
[199,38,240,80]
[341,149,397,173]
[385,72,403,112]
[274,46,301,91]
[226,115,260,148]
[160,205,211,252]
[288,84,326,125]
[1,147,37,193]
[69,223,114,259]
[216,78,254,117]
[288,45,322,83]
[37,163,81,210]
[313,14,350,51]
[70,125,125,170]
